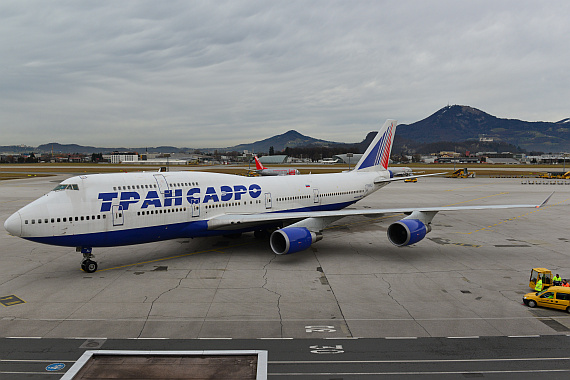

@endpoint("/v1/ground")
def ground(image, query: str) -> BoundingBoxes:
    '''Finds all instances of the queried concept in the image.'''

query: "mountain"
[212,129,338,153]
[399,105,570,151]
[2,105,569,155]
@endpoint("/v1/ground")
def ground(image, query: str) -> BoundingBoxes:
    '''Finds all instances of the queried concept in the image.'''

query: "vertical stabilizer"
[353,119,397,171]
[254,156,267,170]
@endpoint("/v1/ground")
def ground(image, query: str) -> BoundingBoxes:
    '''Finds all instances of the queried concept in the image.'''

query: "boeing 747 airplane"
[3,120,551,273]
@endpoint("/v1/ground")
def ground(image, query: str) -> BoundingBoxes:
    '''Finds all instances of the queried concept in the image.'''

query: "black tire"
[567,307,570,314]
[528,300,537,308]
[82,260,98,273]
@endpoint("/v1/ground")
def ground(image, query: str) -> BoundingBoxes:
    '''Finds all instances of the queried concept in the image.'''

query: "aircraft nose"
[4,212,22,237]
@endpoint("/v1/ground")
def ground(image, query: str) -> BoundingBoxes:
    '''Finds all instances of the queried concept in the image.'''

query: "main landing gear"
[77,247,98,273]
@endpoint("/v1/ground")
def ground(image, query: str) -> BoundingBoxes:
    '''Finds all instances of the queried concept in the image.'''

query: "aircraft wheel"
[528,300,537,308]
[81,259,98,273]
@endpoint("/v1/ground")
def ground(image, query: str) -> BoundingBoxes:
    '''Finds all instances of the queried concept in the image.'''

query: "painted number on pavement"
[310,345,344,354]
[305,325,336,333]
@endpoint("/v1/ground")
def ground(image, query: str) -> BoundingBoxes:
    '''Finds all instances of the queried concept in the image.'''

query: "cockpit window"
[53,184,80,191]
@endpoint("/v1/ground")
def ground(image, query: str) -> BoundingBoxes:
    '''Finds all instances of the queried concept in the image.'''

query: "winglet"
[537,192,554,208]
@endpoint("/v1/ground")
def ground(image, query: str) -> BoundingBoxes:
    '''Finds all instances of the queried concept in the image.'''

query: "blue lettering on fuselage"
[203,187,220,203]
[142,191,162,208]
[98,192,118,212]
[120,191,140,210]
[186,188,200,204]
[98,184,262,212]
[164,189,182,207]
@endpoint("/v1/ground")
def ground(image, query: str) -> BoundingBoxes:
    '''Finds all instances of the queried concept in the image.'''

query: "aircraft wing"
[206,193,553,231]
[374,172,447,184]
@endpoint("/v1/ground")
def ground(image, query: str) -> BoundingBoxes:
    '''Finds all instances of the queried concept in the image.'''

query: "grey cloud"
[1,0,569,147]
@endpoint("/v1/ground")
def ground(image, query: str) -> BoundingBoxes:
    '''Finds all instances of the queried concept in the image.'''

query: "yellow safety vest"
[554,276,562,282]
[535,279,543,291]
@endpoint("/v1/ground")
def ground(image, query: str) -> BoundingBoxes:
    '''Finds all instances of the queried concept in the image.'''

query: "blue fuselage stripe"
[24,200,357,248]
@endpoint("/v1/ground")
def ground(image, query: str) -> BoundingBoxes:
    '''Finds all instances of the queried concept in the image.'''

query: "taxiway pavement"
[1,174,569,378]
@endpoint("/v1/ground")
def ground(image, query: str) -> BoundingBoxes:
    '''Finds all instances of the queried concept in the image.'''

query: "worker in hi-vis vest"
[553,274,562,286]
[535,277,543,292]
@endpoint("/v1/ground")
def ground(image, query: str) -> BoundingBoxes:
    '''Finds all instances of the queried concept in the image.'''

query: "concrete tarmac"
[1,175,569,340]
[1,174,570,378]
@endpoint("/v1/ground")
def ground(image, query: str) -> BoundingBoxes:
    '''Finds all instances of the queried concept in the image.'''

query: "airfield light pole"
[246,153,252,170]
[347,153,353,171]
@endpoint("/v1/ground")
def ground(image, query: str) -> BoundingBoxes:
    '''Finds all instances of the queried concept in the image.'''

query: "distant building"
[259,155,288,164]
[484,158,520,164]
[334,154,363,164]
[103,152,139,164]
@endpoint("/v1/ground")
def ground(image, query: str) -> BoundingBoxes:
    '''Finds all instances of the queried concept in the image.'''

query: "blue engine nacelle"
[387,219,431,247]
[270,227,323,255]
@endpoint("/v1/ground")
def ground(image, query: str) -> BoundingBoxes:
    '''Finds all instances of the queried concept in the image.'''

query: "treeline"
[274,144,363,161]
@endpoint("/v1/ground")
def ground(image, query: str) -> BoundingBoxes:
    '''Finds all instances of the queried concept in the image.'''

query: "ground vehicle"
[446,168,475,178]
[536,171,570,179]
[523,286,570,313]
[529,268,552,290]
[404,178,417,183]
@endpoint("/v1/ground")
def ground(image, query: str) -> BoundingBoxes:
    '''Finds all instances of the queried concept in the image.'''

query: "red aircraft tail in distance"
[254,156,267,171]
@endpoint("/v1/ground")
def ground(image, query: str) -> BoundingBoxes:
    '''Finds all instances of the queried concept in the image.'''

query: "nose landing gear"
[77,247,98,273]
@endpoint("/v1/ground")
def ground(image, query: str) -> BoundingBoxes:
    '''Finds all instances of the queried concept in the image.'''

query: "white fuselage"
[5,170,388,248]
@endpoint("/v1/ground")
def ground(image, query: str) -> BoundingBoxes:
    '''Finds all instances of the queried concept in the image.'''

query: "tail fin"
[353,119,397,171]
[254,156,266,170]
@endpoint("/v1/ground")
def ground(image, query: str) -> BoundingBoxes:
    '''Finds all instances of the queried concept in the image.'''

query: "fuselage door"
[153,174,169,194]
[265,192,272,209]
[112,205,124,226]
[313,189,320,204]
[191,202,200,217]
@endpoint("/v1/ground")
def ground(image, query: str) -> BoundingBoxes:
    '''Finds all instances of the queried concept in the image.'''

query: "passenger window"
[86,216,90,220]
[63,218,66,222]
[32,220,35,224]
[103,215,106,219]
[557,293,569,301]
[25,220,28,224]
[57,218,60,222]
[81,216,84,221]
[540,292,554,299]
[51,218,55,223]
[38,219,42,224]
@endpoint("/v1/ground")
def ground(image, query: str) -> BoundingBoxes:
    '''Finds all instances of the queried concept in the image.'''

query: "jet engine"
[270,227,322,255]
[387,219,431,247]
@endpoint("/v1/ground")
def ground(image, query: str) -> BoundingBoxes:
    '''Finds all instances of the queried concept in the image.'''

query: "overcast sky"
[1,1,569,148]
